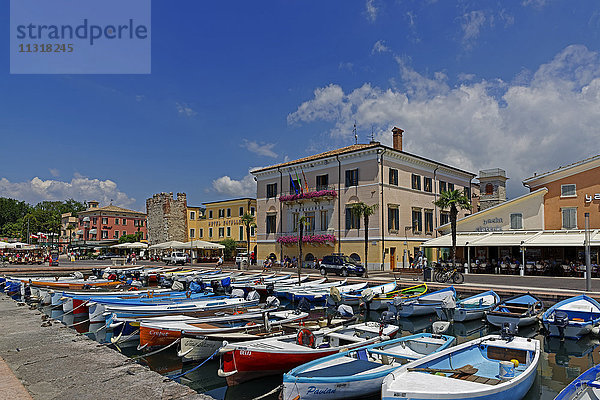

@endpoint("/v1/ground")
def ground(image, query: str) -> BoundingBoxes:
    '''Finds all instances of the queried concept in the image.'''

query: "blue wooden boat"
[388,286,456,318]
[435,290,500,322]
[382,334,540,400]
[282,333,455,400]
[486,293,543,327]
[542,295,600,340]
[554,363,600,400]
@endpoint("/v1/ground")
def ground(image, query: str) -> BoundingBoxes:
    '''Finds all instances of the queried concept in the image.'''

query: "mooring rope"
[166,346,222,380]
[66,317,92,327]
[60,299,89,317]
[132,338,181,360]
[113,328,140,345]
[253,384,283,400]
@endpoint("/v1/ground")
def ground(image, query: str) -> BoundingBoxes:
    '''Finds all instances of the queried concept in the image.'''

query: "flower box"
[279,190,337,202]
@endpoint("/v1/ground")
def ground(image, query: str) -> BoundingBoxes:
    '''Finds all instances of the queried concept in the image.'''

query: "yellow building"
[186,197,257,256]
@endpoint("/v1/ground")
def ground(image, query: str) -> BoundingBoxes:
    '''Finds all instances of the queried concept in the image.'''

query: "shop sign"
[475,217,503,232]
[585,193,600,202]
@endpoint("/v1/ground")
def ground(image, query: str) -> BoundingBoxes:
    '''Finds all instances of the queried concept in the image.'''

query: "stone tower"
[145,192,188,245]
[478,169,508,211]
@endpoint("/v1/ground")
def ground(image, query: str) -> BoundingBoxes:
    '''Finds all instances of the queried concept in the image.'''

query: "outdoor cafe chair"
[535,263,545,275]
[525,264,534,275]
[509,263,518,274]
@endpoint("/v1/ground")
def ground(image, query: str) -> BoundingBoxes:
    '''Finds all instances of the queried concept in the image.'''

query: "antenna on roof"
[353,121,358,144]
[371,125,375,142]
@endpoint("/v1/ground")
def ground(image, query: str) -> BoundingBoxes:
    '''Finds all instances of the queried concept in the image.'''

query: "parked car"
[236,253,249,268]
[319,254,365,277]
[97,252,119,260]
[165,252,188,265]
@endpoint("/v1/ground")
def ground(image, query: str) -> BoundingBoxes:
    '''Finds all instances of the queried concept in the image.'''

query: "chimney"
[392,127,403,151]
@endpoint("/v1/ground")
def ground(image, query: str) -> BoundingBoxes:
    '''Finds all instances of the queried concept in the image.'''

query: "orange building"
[523,154,600,230]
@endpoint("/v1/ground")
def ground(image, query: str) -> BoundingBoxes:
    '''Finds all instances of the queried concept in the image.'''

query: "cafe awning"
[467,231,542,247]
[422,230,600,248]
[421,232,492,247]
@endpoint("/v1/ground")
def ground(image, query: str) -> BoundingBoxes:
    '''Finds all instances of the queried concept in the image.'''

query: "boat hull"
[283,374,385,400]
[543,322,594,340]
[486,313,539,327]
[179,336,223,362]
[139,326,181,348]
[435,307,486,322]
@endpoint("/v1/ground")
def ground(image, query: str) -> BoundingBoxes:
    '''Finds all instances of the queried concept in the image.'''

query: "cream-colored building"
[251,128,477,271]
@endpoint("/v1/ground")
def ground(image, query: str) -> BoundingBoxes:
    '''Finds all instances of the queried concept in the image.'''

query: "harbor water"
[40,301,600,400]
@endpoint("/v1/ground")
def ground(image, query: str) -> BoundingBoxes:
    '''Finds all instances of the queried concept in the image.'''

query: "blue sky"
[2,0,600,210]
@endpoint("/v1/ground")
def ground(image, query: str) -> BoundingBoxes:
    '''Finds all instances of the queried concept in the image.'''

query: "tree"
[433,189,472,268]
[240,212,256,266]
[350,202,378,278]
[118,231,143,244]
[219,238,238,260]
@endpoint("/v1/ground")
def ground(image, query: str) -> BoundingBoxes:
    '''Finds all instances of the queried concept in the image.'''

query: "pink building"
[76,201,147,246]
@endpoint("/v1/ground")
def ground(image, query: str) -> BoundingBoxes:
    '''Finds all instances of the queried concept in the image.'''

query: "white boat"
[217,321,399,385]
[289,282,366,302]
[435,290,500,322]
[277,279,348,300]
[328,280,396,306]
[389,286,456,318]
[381,334,540,400]
[542,294,600,339]
[554,363,600,400]
[282,333,455,400]
[486,293,544,327]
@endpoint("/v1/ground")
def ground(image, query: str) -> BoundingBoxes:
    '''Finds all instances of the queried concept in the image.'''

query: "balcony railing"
[279,185,337,202]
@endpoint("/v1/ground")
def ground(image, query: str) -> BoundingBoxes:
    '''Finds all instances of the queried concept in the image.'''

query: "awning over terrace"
[422,230,600,248]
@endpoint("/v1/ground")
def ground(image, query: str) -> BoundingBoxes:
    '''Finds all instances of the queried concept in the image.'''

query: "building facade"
[146,192,188,245]
[59,212,79,252]
[187,198,257,254]
[252,128,477,270]
[75,201,147,245]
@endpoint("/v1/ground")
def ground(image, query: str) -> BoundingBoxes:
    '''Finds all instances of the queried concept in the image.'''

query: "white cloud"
[49,168,60,177]
[176,102,197,117]
[365,0,378,22]
[338,61,354,71]
[241,139,278,158]
[522,0,549,8]
[211,173,256,197]
[461,10,487,49]
[287,44,600,198]
[372,40,389,54]
[0,175,136,208]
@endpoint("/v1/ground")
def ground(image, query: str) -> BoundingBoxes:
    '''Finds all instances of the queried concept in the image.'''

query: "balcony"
[279,185,337,203]
[276,233,337,246]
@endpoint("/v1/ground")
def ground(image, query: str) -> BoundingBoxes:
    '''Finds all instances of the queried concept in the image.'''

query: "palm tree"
[297,215,307,284]
[433,189,472,268]
[240,212,256,268]
[350,202,378,278]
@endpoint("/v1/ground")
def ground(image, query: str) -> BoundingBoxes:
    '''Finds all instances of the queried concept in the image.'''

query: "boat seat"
[449,373,502,385]
[357,349,368,361]
[486,346,528,364]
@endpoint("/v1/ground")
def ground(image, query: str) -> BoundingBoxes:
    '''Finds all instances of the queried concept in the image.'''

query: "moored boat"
[486,293,543,327]
[381,334,540,400]
[328,280,396,307]
[282,332,455,400]
[217,322,399,385]
[389,286,456,318]
[542,294,600,339]
[435,290,500,322]
[554,363,600,400]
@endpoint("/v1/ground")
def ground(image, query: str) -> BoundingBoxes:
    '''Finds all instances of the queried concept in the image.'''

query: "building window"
[199,228,203,238]
[218,209,225,218]
[115,218,119,225]
[226,227,231,237]
[114,231,119,238]
[101,217,108,225]
[439,181,447,193]
[101,230,108,239]
[219,227,225,237]
[412,209,422,232]
[448,183,455,191]
[239,206,244,216]
[250,226,255,236]
[561,184,577,197]
[266,183,278,198]
[209,210,213,219]
[305,212,315,233]
[226,208,231,217]
[250,207,255,216]
[292,212,299,232]
[345,169,359,187]
[388,207,399,231]
[389,169,399,186]
[320,211,328,231]
[92,217,97,225]
[316,174,329,190]
[190,211,196,220]
[239,226,244,241]
[266,215,277,234]
[424,210,434,233]
[464,186,471,199]
[345,207,360,229]
[411,174,421,190]
[562,208,577,229]
[209,228,213,238]
[424,177,432,192]
[485,183,493,195]
[510,213,523,229]
[440,212,450,226]
[190,228,195,238]
[122,218,126,225]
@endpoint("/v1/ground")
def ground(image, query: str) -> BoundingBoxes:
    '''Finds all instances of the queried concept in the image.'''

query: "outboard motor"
[337,304,354,318]
[380,311,396,324]
[297,297,311,312]
[553,311,569,339]
[246,289,260,302]
[501,322,518,342]
[265,282,275,295]
[265,296,280,308]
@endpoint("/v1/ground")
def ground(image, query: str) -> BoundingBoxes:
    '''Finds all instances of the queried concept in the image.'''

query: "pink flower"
[279,190,337,202]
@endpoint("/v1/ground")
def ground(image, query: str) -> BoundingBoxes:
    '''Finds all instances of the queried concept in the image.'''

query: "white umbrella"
[0,241,9,249]
[185,240,225,250]
[148,240,186,250]
[125,242,148,249]
[7,242,30,249]
[110,243,129,249]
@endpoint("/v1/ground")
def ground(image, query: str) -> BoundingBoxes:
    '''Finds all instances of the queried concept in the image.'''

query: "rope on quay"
[110,329,140,346]
[166,346,222,380]
[132,338,181,360]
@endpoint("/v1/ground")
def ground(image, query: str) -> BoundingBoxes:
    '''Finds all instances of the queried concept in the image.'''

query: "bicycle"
[438,267,465,284]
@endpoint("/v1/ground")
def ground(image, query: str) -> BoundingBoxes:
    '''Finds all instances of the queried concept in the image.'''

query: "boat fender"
[217,368,238,378]
[245,322,257,327]
[297,328,316,348]
[378,323,385,336]
[186,290,191,299]
[510,359,519,368]
[592,326,600,336]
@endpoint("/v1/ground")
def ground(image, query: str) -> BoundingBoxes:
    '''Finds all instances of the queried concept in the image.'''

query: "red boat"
[218,322,399,385]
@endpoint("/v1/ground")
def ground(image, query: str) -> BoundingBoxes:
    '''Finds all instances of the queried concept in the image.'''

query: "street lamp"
[585,212,591,292]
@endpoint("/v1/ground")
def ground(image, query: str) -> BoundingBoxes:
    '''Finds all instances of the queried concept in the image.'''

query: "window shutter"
[345,171,351,187]
[395,210,399,230]
[355,169,359,186]
[388,208,392,230]
[345,208,351,229]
